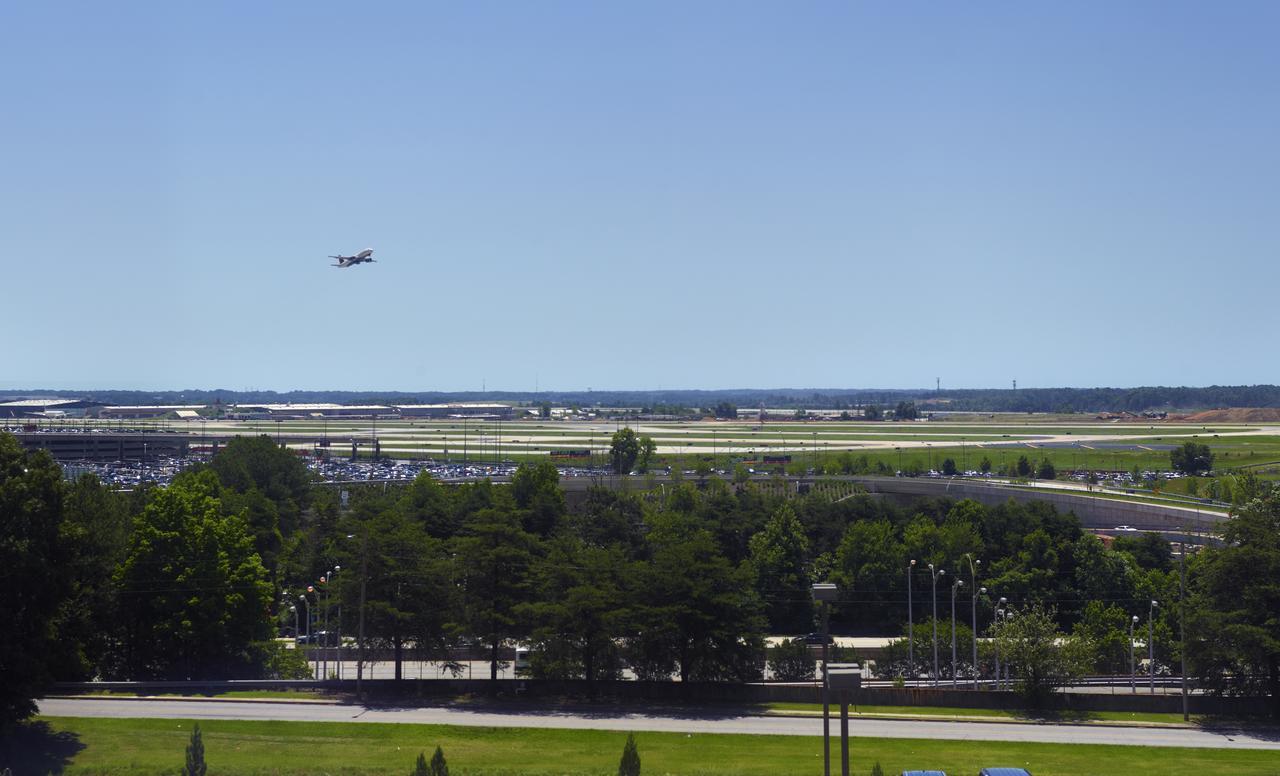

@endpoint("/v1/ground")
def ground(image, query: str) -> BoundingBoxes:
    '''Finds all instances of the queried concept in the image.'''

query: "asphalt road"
[37,698,1280,751]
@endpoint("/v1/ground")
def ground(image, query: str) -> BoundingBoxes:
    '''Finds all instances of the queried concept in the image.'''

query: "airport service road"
[36,698,1280,751]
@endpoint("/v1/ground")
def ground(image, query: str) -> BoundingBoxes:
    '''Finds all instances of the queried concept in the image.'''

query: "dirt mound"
[1180,407,1280,423]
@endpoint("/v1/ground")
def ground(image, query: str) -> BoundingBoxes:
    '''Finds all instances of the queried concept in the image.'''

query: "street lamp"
[298,592,311,677]
[951,578,964,687]
[929,564,945,686]
[907,560,916,681]
[332,565,342,680]
[993,598,1007,691]
[963,553,982,690]
[1149,600,1159,694]
[1129,615,1140,694]
[811,582,839,776]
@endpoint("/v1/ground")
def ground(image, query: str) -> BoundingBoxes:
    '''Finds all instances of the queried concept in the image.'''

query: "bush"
[618,733,640,776]
[767,638,816,682]
[183,723,206,776]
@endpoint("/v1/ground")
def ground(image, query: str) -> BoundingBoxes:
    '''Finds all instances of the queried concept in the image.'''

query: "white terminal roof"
[0,398,89,407]
[101,405,207,411]
[394,403,512,409]
[234,403,392,411]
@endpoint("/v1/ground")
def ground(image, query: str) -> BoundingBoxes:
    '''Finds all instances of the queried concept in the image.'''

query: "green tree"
[48,473,131,681]
[538,401,552,419]
[636,436,657,473]
[618,733,640,776]
[1036,458,1056,480]
[630,511,765,682]
[979,456,992,474]
[894,402,918,420]
[748,504,813,633]
[183,723,207,776]
[941,458,958,476]
[1016,455,1032,477]
[511,460,566,537]
[870,763,885,776]
[453,508,541,680]
[1113,532,1172,572]
[863,405,882,421]
[208,435,312,536]
[342,499,457,681]
[430,745,449,776]
[524,539,632,688]
[768,637,816,681]
[996,605,1089,705]
[713,402,738,420]
[610,428,641,474]
[412,752,429,776]
[1187,487,1280,712]
[0,435,71,725]
[115,470,273,679]
[1170,441,1214,475]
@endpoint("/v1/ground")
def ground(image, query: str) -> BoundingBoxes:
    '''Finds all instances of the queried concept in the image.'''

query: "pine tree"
[618,733,640,776]
[429,745,449,776]
[870,763,885,776]
[411,751,429,776]
[183,723,207,776]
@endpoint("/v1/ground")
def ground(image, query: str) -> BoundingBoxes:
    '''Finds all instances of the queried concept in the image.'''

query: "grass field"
[10,716,1280,775]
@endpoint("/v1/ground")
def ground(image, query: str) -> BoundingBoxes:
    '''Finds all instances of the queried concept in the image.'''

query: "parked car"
[978,769,1031,776]
[901,771,946,776]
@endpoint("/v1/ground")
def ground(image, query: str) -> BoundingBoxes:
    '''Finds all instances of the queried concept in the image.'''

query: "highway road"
[37,698,1280,751]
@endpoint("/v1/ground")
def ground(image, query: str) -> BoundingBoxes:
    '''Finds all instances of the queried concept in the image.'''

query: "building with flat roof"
[394,403,516,420]
[232,403,395,419]
[95,405,207,420]
[0,398,106,418]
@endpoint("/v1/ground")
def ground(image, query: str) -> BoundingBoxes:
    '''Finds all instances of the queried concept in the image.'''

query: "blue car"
[979,769,1032,776]
[901,771,947,776]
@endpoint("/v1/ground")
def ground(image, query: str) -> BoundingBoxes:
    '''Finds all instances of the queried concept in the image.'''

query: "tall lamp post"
[950,579,963,687]
[298,592,311,678]
[993,597,1007,691]
[962,553,982,690]
[331,565,342,681]
[907,559,916,682]
[812,583,839,776]
[929,564,945,686]
[1129,614,1140,694]
[1149,600,1159,694]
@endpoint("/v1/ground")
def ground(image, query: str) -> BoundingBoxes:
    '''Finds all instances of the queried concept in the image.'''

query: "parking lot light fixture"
[811,582,838,776]
[1130,614,1140,693]
[1149,600,1159,694]
[951,579,963,687]
[929,564,944,686]
[907,560,916,679]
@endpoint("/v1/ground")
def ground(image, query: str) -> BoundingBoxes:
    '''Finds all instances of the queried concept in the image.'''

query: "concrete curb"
[759,708,1206,730]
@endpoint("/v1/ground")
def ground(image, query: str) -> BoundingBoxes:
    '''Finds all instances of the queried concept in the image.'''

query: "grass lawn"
[10,716,1279,775]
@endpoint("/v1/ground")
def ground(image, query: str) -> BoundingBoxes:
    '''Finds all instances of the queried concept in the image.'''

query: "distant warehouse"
[0,398,106,419]
[95,405,206,420]
[394,403,515,420]
[231,403,395,419]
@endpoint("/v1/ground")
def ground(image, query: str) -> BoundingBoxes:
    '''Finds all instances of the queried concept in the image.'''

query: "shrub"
[618,733,640,776]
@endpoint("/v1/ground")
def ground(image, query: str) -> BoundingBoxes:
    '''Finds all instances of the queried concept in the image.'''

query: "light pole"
[812,582,838,776]
[951,578,963,687]
[1149,599,1159,694]
[290,604,298,641]
[993,597,1007,691]
[962,553,982,690]
[1129,614,1140,693]
[331,565,342,680]
[929,564,945,686]
[298,592,311,678]
[907,559,916,681]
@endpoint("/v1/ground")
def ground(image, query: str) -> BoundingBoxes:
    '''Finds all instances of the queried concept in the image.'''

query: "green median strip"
[19,716,1280,776]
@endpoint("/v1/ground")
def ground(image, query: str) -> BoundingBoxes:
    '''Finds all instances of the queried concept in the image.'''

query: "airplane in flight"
[330,248,375,268]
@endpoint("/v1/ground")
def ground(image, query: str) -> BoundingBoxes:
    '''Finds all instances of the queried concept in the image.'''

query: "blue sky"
[4,2,1277,392]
